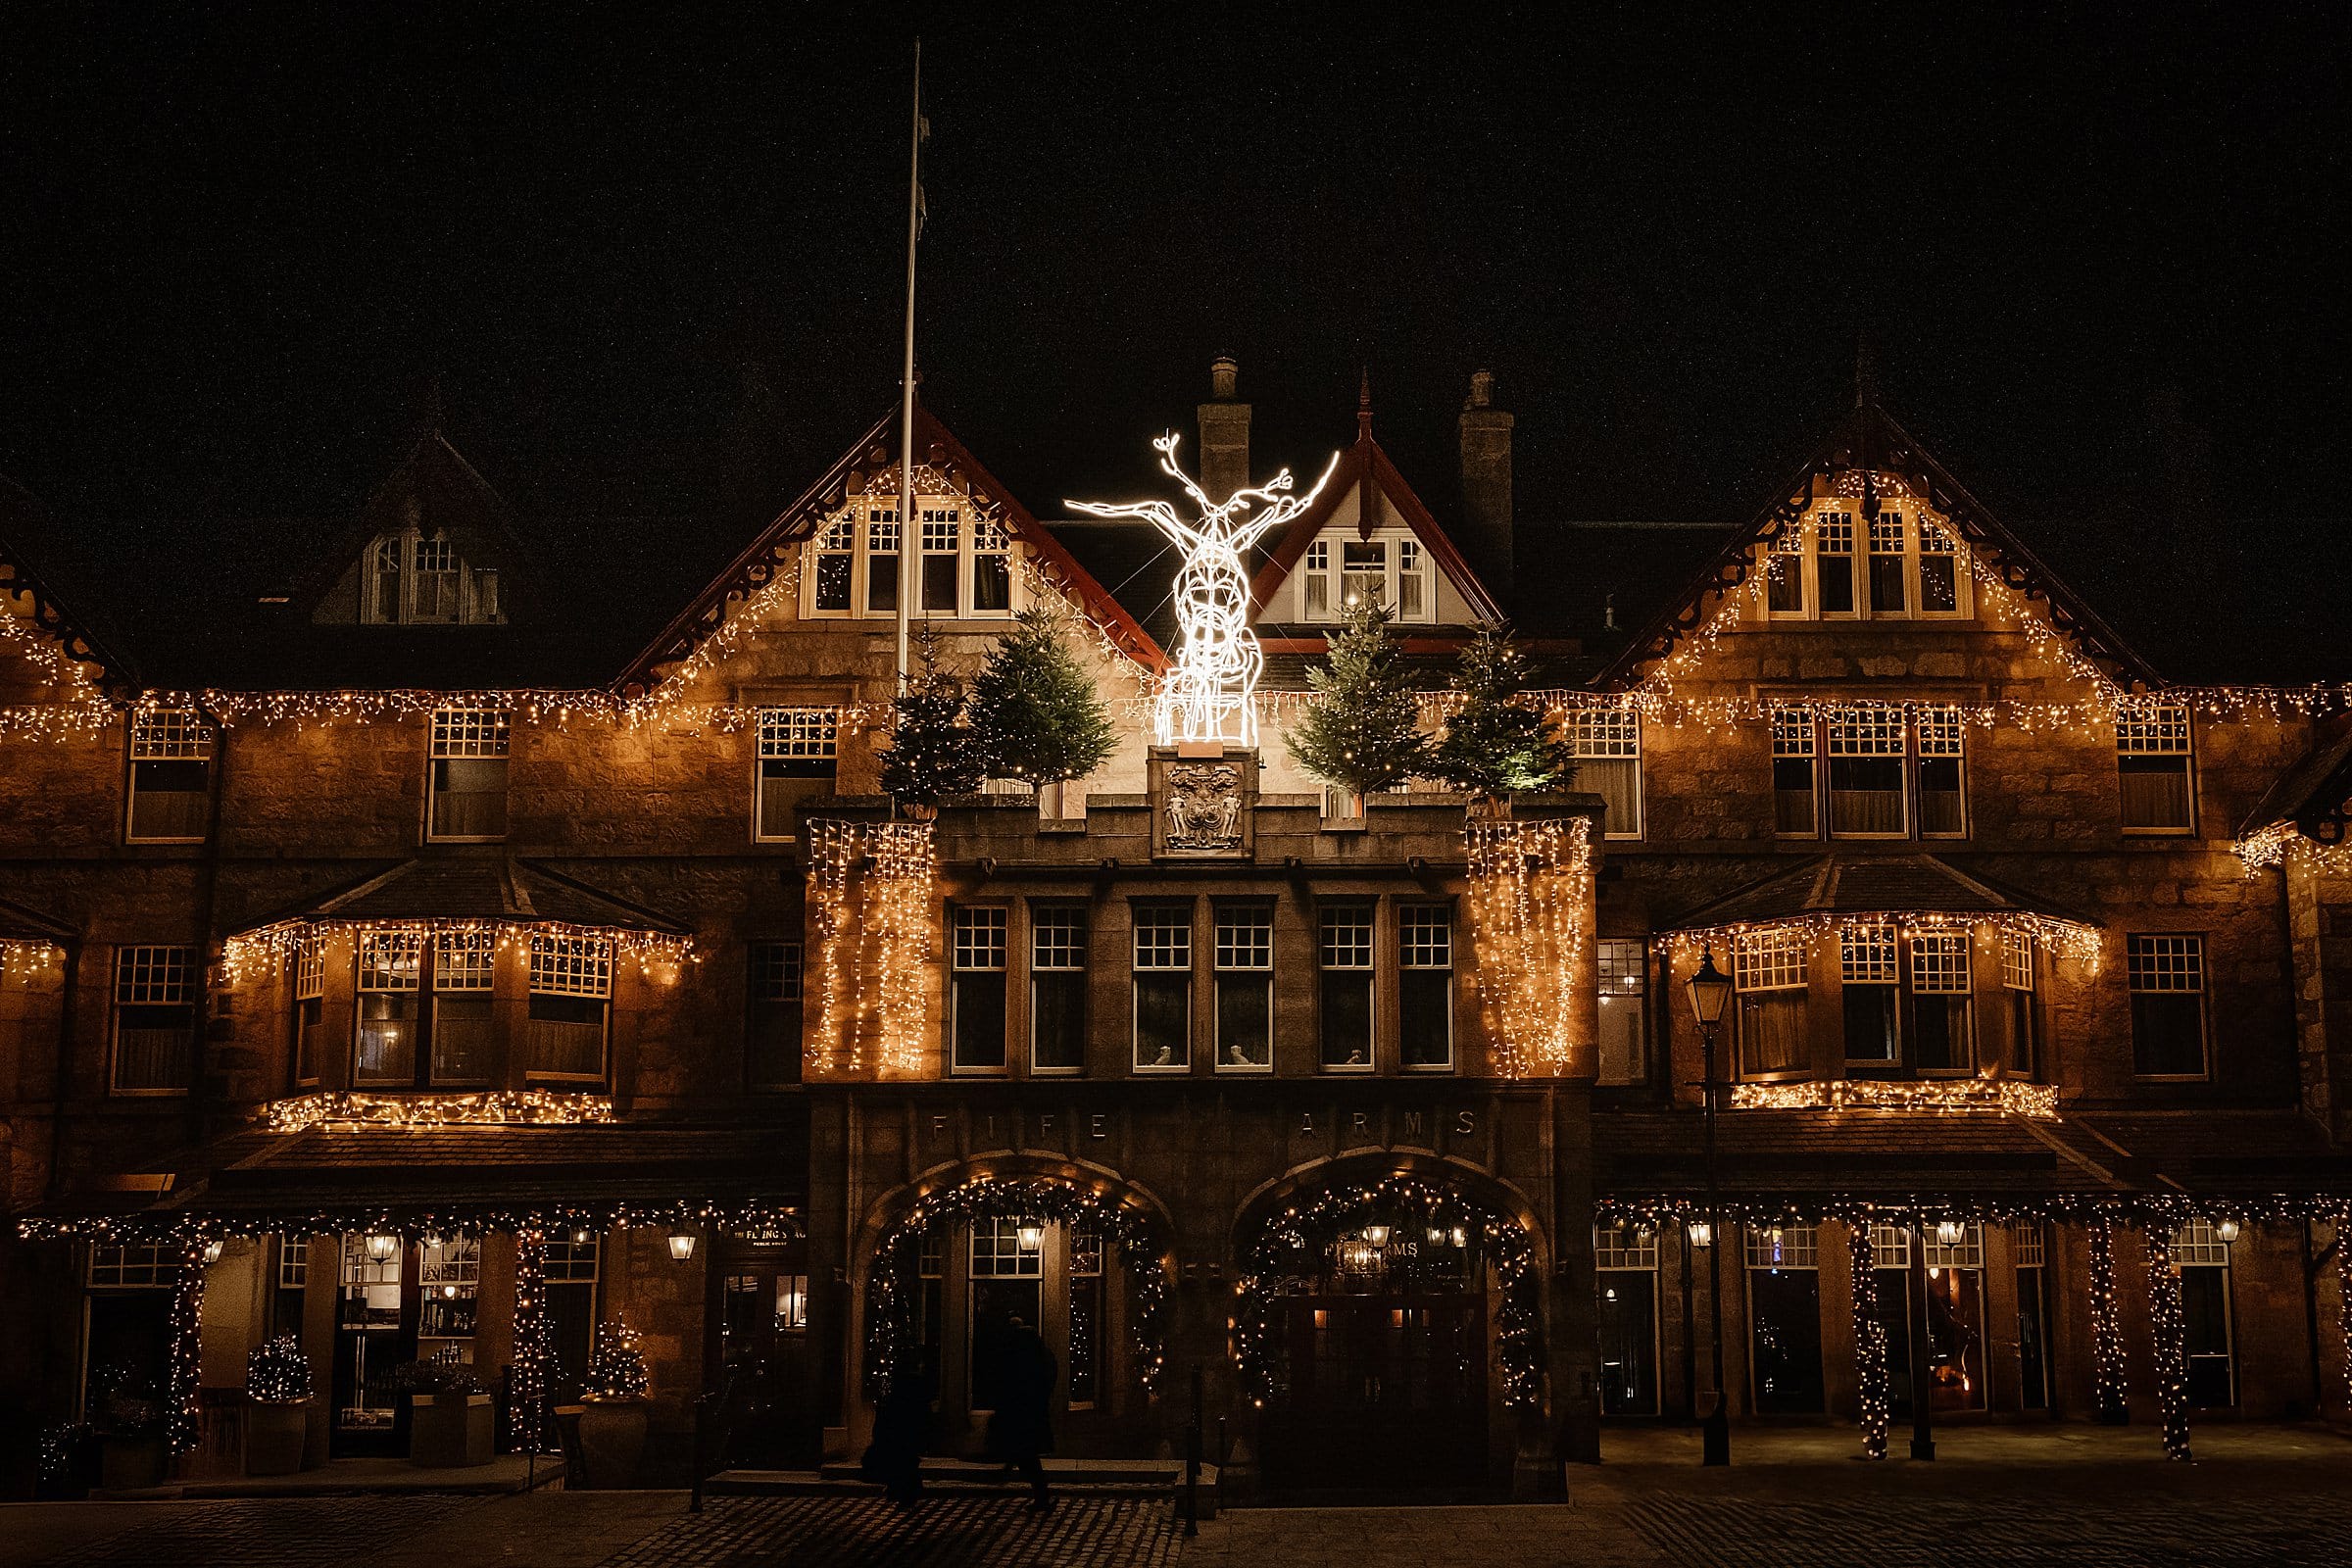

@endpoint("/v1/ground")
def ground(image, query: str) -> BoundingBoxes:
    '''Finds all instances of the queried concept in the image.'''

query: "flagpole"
[895,37,922,686]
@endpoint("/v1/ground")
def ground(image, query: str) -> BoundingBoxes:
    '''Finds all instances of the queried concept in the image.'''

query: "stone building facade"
[2,364,2350,1496]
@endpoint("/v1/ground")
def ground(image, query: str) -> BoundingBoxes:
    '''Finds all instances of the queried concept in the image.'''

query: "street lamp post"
[1686,949,1735,1468]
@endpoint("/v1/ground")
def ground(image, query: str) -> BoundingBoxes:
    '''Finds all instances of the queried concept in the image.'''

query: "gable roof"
[281,427,535,616]
[1246,388,1505,626]
[620,402,1165,692]
[0,476,135,689]
[2239,721,2352,842]
[1593,396,2162,692]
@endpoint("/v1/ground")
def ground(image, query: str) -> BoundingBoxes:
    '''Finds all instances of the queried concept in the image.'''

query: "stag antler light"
[1070,433,1338,749]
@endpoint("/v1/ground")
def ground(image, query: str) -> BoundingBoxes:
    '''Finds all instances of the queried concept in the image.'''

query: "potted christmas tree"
[1285,600,1431,825]
[969,607,1118,819]
[397,1345,492,1468]
[241,1335,313,1475]
[1428,622,1575,817]
[575,1318,652,1489]
[881,627,986,818]
[87,1362,167,1492]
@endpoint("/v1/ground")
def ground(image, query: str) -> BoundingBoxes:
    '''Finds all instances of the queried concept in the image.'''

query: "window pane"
[954,972,1007,1069]
[2132,994,2205,1076]
[866,553,899,612]
[1134,975,1190,1069]
[2119,755,2193,830]
[1774,759,1816,834]
[1817,514,1856,613]
[128,759,210,840]
[815,552,852,611]
[1032,972,1087,1071]
[921,554,958,612]
[1400,971,1452,1069]
[1320,972,1373,1069]
[355,992,417,1084]
[1919,756,1965,837]
[431,995,494,1082]
[1912,995,1972,1071]
[525,994,606,1077]
[1766,545,1804,613]
[1842,985,1897,1062]
[1869,549,1907,613]
[1595,939,1646,1085]
[431,758,509,838]
[1739,991,1806,1075]
[1216,975,1271,1068]
[1920,554,1958,612]
[1581,758,1642,839]
[972,553,1011,612]
[1828,757,1905,835]
[747,941,804,1087]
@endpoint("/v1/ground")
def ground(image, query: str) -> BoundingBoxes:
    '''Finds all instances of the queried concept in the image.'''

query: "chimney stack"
[1198,355,1250,504]
[1458,368,1513,591]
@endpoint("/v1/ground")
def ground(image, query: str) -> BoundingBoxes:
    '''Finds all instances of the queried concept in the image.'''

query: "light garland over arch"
[861,1176,1170,1401]
[1232,1173,1544,1410]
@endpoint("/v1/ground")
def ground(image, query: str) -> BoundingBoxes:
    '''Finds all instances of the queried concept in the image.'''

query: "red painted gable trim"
[1246,430,1503,624]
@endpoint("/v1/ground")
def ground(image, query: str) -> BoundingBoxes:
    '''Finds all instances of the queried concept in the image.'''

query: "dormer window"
[806,491,1017,620]
[361,526,503,626]
[1297,532,1436,623]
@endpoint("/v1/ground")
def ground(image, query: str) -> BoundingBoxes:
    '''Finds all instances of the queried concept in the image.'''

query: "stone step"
[711,1456,1217,1504]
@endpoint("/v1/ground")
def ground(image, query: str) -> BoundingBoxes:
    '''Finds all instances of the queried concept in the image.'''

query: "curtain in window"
[1581,759,1641,838]
[115,1016,194,1090]
[433,760,509,837]
[1739,991,1806,1075]
[2120,761,2191,829]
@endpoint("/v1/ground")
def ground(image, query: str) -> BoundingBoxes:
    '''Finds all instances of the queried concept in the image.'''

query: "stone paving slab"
[602,1494,1178,1568]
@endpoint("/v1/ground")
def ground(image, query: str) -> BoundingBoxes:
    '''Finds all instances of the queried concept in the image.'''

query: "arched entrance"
[1234,1167,1544,1495]
[860,1173,1171,1455]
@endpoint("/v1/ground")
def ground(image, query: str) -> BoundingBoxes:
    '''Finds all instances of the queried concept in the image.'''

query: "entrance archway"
[861,1174,1172,1438]
[1233,1168,1544,1494]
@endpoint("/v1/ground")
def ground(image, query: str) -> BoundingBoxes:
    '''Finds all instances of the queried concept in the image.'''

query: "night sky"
[3,4,2346,670]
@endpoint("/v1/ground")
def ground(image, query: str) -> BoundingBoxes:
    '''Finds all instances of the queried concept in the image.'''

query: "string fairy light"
[2236,820,2352,876]
[1068,433,1339,749]
[510,1227,555,1452]
[1732,1077,2059,1120]
[863,1176,1168,1400]
[1843,1214,1890,1458]
[1659,910,2103,976]
[2089,1212,2129,1423]
[221,917,694,988]
[1463,815,1592,1078]
[0,939,62,975]
[258,1090,614,1134]
[164,1236,210,1454]
[1232,1173,1543,1409]
[805,818,937,1077]
[19,1199,800,1247]
[2144,1220,2194,1461]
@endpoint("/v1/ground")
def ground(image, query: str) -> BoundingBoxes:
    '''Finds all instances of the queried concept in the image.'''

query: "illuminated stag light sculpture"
[1071,433,1337,749]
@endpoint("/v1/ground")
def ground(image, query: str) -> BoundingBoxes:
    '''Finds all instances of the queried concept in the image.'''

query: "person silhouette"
[863,1347,935,1509]
[988,1313,1057,1514]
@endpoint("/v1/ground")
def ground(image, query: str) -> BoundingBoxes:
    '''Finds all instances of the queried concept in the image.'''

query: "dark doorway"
[1746,1266,1825,1413]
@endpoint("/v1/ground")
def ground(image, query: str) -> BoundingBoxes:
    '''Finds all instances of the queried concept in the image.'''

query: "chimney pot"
[1458,370,1514,594]
[1198,357,1251,504]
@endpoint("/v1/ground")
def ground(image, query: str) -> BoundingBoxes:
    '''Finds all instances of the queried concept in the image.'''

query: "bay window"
[1840,923,1899,1065]
[1214,905,1273,1070]
[354,930,422,1085]
[1319,905,1375,1071]
[292,935,324,1085]
[1734,931,1807,1078]
[526,935,612,1082]
[430,930,496,1083]
[1996,932,2038,1076]
[1908,931,1974,1073]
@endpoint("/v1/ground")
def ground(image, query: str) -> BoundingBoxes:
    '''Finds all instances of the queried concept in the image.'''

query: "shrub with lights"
[583,1319,651,1401]
[245,1336,313,1404]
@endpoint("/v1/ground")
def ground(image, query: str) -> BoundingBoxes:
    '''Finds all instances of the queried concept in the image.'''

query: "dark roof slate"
[1663,854,2103,932]
[239,857,689,936]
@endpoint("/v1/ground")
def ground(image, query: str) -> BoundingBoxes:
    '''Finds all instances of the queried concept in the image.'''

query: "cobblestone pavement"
[10,1496,488,1568]
[603,1495,1178,1568]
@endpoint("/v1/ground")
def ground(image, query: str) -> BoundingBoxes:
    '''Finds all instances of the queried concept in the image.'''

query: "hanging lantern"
[201,1240,224,1264]
[1450,1226,1469,1248]
[2215,1217,2241,1246]
[365,1233,401,1263]
[1687,1220,1715,1250]
[1427,1227,1446,1246]
[1936,1219,1966,1247]
[570,1225,593,1246]
[1016,1220,1047,1252]
[1362,1224,1391,1249]
[667,1228,699,1261]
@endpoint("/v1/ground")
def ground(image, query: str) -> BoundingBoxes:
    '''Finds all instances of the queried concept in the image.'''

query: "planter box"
[576,1397,651,1489]
[243,1396,311,1476]
[409,1393,494,1469]
[99,1434,167,1492]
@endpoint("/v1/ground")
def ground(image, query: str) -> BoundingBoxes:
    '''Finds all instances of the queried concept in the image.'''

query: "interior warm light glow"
[1069,433,1337,748]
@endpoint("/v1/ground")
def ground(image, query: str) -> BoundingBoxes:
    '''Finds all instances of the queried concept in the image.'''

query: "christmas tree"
[1285,600,1431,800]
[881,626,987,808]
[583,1318,650,1400]
[1428,622,1576,799]
[969,607,1118,786]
